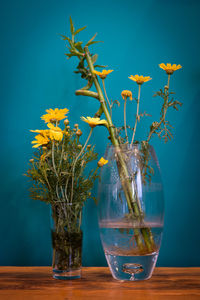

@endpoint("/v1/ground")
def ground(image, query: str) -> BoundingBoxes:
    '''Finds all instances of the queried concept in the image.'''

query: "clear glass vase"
[51,203,82,280]
[98,143,164,281]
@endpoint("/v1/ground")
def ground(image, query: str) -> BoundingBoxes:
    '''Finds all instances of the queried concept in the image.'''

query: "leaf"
[91,54,98,64]
[87,40,103,46]
[86,33,97,46]
[69,16,75,34]
[74,26,87,35]
[94,64,107,69]
[75,41,83,52]
[65,53,74,59]
[60,34,71,42]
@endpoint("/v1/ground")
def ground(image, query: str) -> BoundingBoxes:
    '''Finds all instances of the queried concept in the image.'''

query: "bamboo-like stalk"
[84,46,154,253]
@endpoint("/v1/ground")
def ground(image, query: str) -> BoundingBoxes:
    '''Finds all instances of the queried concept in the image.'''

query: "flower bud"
[74,124,79,128]
[29,159,34,163]
[77,144,82,149]
[87,144,91,149]
[66,126,70,129]
[64,119,69,126]
[42,146,47,151]
[76,129,82,137]
[164,85,169,90]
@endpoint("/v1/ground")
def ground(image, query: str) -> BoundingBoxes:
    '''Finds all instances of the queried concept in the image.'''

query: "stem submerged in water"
[84,46,155,253]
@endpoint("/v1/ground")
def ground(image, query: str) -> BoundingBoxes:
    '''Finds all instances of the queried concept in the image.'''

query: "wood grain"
[0,267,199,300]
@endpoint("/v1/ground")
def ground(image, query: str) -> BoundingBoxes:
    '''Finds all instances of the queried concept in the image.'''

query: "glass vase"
[51,203,82,280]
[98,143,164,281]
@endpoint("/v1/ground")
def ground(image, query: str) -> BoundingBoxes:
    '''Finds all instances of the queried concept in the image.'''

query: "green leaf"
[87,40,103,47]
[65,53,74,59]
[86,33,97,45]
[60,34,71,42]
[74,26,87,35]
[69,16,75,34]
[91,54,98,64]
[75,41,83,52]
[94,64,107,68]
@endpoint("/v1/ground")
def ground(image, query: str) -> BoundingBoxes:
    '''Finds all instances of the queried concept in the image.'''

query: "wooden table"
[0,267,199,299]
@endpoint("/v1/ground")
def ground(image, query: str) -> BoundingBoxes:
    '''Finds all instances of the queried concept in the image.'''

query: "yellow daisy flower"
[159,63,182,75]
[93,69,113,79]
[31,134,50,148]
[121,90,133,100]
[129,75,152,85]
[47,123,63,141]
[81,117,108,128]
[98,157,108,167]
[30,129,49,135]
[41,108,69,123]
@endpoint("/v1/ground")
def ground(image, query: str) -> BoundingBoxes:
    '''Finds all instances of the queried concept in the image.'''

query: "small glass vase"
[98,143,164,281]
[51,203,82,280]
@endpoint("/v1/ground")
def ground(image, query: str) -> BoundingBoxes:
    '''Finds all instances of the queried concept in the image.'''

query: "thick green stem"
[84,46,154,252]
[75,89,99,99]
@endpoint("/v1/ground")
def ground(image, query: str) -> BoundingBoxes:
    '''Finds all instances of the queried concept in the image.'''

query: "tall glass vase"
[98,144,164,281]
[51,203,83,280]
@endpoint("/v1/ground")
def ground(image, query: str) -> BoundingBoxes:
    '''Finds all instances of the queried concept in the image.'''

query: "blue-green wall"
[1,0,200,266]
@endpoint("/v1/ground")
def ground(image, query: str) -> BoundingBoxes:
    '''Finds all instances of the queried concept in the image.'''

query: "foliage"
[26,115,99,232]
[62,18,182,185]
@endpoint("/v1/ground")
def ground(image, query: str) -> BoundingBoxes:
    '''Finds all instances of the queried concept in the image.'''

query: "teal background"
[1,0,200,266]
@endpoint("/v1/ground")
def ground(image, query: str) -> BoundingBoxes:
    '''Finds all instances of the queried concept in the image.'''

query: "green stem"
[147,75,170,143]
[70,128,93,203]
[167,74,171,88]
[84,46,154,252]
[123,97,128,142]
[75,89,99,99]
[102,79,112,116]
[131,84,141,146]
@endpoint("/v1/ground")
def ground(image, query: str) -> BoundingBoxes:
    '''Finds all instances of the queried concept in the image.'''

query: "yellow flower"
[31,134,50,148]
[98,157,108,167]
[30,129,49,135]
[41,108,69,123]
[93,69,113,79]
[129,75,152,85]
[121,90,133,100]
[81,117,108,128]
[47,123,63,141]
[159,63,182,75]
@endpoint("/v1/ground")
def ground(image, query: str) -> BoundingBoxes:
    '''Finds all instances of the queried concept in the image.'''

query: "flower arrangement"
[61,18,182,254]
[26,108,107,276]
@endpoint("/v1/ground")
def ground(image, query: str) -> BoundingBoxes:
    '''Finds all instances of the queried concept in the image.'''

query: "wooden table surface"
[0,267,200,300]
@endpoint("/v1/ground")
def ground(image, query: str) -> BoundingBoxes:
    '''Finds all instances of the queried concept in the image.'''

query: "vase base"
[53,268,81,280]
[105,251,158,281]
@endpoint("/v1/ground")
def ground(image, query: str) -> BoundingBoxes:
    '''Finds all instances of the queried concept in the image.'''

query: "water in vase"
[99,221,163,281]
